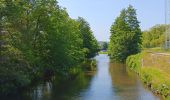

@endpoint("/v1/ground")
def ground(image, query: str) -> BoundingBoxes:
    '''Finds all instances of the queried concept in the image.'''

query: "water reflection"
[29,72,94,100]
[1,54,160,100]
[109,62,160,100]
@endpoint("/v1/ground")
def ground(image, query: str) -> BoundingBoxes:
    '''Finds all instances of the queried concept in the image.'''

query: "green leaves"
[0,0,98,95]
[77,17,99,58]
[142,24,168,48]
[109,5,142,62]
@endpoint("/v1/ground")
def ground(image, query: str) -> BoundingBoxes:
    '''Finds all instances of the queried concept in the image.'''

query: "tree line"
[0,0,99,95]
[98,41,108,51]
[142,24,169,48]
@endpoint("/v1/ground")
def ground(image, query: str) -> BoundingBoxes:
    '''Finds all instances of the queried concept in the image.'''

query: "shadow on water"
[1,54,161,100]
[13,72,94,100]
[28,72,94,100]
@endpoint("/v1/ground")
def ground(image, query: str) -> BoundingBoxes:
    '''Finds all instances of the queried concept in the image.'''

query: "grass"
[98,51,108,54]
[142,50,170,74]
[126,51,170,99]
[141,67,170,99]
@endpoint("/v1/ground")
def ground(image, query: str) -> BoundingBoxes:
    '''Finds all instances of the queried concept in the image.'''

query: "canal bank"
[126,52,170,100]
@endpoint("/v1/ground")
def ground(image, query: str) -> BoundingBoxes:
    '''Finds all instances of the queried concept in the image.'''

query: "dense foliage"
[142,24,169,48]
[98,41,108,51]
[77,17,99,58]
[0,0,98,95]
[108,5,142,62]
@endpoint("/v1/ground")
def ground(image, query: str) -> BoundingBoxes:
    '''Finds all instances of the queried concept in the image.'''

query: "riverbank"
[99,51,108,54]
[126,51,170,99]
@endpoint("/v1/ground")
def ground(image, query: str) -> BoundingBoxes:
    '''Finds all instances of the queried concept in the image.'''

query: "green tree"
[0,0,99,95]
[0,0,32,95]
[102,42,108,50]
[109,5,142,62]
[77,17,99,58]
[98,41,108,50]
[142,24,168,48]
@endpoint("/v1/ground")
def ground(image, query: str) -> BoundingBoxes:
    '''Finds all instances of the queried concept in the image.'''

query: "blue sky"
[58,0,165,41]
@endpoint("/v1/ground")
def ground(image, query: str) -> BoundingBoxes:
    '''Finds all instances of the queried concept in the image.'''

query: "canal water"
[4,54,160,100]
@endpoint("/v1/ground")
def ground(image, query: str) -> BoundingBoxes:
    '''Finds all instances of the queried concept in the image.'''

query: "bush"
[82,59,97,71]
[126,53,141,73]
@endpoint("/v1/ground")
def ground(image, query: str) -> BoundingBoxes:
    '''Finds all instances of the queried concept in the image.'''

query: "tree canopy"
[98,41,108,51]
[142,24,169,48]
[108,5,142,62]
[77,17,99,58]
[0,0,98,95]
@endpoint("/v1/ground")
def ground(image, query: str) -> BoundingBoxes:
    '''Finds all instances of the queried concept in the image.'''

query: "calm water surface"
[4,54,160,100]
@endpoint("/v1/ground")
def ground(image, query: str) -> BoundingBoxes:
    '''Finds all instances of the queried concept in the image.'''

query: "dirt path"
[142,51,170,74]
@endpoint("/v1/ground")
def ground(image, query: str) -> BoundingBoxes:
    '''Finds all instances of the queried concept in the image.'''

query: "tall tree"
[109,5,142,62]
[77,17,99,58]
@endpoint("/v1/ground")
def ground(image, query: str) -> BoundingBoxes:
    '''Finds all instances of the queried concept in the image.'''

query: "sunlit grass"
[141,67,170,98]
[142,50,170,74]
[98,51,108,54]
[126,50,170,99]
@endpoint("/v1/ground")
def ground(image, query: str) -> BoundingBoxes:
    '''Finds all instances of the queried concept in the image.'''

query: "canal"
[4,54,160,100]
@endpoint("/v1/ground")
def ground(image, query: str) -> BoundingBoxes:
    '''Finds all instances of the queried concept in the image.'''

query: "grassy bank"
[126,52,170,99]
[98,51,108,54]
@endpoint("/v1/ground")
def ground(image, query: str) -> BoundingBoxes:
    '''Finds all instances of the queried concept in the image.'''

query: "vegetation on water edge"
[0,0,99,95]
[81,59,97,72]
[126,52,170,99]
